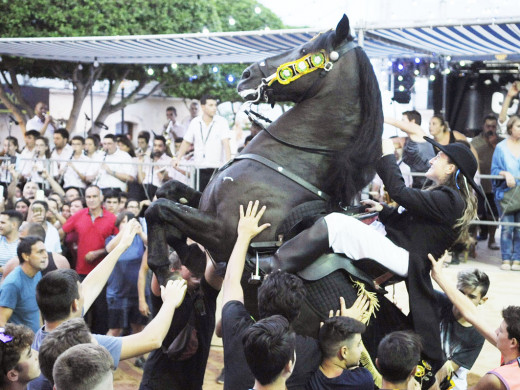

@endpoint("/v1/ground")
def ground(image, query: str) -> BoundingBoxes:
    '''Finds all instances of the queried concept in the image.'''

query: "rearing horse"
[146,15,402,347]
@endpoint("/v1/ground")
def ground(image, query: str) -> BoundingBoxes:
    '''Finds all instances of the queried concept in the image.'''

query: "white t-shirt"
[26,115,55,140]
[184,115,231,167]
[63,154,91,189]
[95,149,135,191]
[18,148,36,179]
[45,221,62,254]
[142,153,186,187]
[50,144,73,178]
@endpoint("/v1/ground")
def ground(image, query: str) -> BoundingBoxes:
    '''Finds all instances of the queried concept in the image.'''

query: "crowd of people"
[0,83,518,390]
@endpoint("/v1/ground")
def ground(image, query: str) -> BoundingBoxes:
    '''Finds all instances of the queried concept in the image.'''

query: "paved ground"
[114,235,519,389]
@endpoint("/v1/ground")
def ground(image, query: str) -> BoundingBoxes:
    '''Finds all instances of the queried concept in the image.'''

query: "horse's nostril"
[242,69,251,79]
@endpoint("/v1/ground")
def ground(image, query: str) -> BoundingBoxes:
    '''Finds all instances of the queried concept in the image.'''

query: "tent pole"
[90,65,94,136]
[441,55,447,116]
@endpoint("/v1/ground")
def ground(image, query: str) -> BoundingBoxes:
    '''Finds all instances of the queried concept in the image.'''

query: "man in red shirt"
[61,185,117,334]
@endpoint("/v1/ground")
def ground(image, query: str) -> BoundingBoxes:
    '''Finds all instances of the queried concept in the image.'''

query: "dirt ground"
[114,236,519,389]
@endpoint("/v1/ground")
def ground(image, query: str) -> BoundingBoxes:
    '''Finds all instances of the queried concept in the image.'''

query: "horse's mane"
[326,46,383,208]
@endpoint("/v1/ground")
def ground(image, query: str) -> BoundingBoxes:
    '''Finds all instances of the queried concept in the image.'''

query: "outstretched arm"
[120,278,187,359]
[429,252,497,346]
[81,220,139,312]
[222,200,271,305]
[499,81,519,125]
[384,117,427,142]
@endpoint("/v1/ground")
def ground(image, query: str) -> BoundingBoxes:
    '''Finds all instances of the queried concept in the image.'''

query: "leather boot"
[259,217,330,274]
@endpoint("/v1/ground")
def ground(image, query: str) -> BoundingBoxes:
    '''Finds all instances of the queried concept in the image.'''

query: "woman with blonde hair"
[492,115,520,271]
[260,137,481,379]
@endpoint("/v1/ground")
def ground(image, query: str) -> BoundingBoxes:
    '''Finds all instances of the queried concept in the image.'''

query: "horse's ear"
[334,14,350,46]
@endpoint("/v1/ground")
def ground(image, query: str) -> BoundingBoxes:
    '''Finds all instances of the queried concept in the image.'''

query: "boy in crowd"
[429,253,520,390]
[27,220,187,390]
[0,324,40,390]
[376,331,422,390]
[221,201,321,390]
[435,268,490,389]
[242,315,296,390]
[0,236,48,332]
[307,316,373,389]
[53,343,114,390]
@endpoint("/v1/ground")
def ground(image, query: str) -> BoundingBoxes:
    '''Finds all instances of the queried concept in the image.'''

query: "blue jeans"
[497,200,520,261]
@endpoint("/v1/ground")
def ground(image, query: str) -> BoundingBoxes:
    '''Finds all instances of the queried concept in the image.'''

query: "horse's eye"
[301,48,307,55]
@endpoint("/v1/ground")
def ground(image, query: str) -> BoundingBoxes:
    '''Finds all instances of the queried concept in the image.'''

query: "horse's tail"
[327,47,384,207]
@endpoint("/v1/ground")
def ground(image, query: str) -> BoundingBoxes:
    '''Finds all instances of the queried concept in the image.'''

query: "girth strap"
[234,153,331,202]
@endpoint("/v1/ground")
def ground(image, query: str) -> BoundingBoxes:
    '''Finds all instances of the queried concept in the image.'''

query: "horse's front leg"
[145,198,224,285]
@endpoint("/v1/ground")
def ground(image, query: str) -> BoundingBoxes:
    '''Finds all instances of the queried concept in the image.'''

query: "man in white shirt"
[18,130,39,179]
[62,136,90,192]
[164,106,186,141]
[175,95,231,191]
[26,102,55,139]
[181,101,200,131]
[138,136,185,199]
[51,129,73,179]
[95,134,135,194]
[0,210,23,276]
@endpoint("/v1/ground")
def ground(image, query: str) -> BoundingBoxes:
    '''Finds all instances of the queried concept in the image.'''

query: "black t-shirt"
[222,300,322,390]
[436,291,484,369]
[139,278,219,390]
[306,366,374,390]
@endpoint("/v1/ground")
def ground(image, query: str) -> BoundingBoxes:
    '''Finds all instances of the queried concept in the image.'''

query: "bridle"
[243,39,358,156]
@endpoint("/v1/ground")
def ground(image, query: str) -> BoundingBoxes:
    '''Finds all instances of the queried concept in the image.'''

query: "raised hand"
[161,279,188,308]
[119,219,140,248]
[328,295,370,323]
[428,250,449,281]
[237,200,271,240]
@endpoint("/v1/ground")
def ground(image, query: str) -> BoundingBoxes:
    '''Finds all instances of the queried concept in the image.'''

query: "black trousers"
[197,168,217,192]
[79,274,108,335]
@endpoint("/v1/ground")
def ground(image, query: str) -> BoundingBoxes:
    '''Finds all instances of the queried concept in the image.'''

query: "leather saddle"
[248,203,404,293]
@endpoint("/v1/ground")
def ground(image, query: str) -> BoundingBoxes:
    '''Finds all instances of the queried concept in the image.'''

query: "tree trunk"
[0,83,28,135]
[0,67,35,136]
[65,64,103,135]
[94,78,166,131]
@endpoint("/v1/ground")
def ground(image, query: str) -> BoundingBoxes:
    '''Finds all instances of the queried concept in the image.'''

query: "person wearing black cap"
[259,136,481,388]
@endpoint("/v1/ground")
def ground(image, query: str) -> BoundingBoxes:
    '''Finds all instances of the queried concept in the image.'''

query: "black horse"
[146,15,408,357]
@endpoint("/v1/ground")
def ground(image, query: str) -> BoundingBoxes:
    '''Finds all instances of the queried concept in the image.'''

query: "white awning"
[0,19,518,65]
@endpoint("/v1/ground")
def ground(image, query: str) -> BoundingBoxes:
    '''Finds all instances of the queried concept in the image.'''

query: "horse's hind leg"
[145,198,224,285]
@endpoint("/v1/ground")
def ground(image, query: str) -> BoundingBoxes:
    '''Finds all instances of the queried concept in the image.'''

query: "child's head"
[242,315,296,386]
[376,331,422,384]
[318,316,366,368]
[0,324,39,386]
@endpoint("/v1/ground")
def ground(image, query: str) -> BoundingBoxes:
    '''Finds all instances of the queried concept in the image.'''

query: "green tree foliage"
[0,0,284,132]
[163,0,285,101]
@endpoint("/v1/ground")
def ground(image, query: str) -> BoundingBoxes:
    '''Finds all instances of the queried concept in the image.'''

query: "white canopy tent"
[0,17,518,65]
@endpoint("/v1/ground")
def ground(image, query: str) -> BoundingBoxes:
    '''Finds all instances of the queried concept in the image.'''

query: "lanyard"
[199,121,215,159]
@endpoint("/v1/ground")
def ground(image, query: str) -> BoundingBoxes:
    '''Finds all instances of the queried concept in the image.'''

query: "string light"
[227,74,235,83]
[171,63,178,70]
[202,27,209,34]
[254,6,262,14]
[228,17,236,26]
[147,67,154,76]
[163,66,168,73]
[212,66,219,73]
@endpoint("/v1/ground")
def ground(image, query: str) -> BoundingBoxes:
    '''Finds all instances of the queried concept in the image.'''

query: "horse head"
[237,14,354,104]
